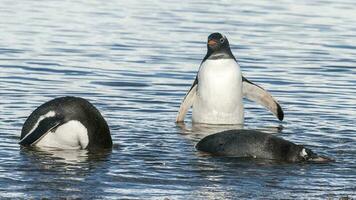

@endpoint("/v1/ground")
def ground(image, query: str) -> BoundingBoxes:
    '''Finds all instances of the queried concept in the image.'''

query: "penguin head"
[207,32,229,50]
[204,33,235,60]
[290,146,334,163]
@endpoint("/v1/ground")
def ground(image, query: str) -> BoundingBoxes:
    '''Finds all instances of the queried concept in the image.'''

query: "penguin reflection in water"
[176,33,284,124]
[19,97,112,150]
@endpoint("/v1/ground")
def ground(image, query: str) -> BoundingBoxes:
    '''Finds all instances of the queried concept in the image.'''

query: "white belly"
[192,59,244,124]
[35,120,89,149]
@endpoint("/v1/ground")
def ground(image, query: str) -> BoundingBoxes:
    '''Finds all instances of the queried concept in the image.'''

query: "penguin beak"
[208,39,217,46]
[308,155,334,163]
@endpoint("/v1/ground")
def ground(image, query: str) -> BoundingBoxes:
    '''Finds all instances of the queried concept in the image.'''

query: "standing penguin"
[176,33,283,124]
[19,96,112,150]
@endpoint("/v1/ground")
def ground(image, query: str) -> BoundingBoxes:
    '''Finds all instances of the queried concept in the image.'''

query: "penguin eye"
[220,38,225,43]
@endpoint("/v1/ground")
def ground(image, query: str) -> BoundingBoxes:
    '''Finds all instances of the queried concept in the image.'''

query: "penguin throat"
[206,48,235,60]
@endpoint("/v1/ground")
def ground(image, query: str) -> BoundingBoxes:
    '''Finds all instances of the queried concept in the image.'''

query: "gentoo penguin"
[196,130,333,163]
[176,33,284,124]
[19,96,112,150]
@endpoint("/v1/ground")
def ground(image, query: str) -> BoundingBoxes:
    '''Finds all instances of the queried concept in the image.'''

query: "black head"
[203,32,235,61]
[288,145,334,163]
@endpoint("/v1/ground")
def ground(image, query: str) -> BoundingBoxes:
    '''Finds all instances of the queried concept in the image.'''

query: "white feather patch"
[242,80,281,119]
[35,120,89,149]
[300,148,308,157]
[192,59,244,124]
[176,84,197,122]
[22,111,56,140]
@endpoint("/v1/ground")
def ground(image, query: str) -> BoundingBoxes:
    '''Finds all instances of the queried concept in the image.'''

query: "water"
[0,0,355,199]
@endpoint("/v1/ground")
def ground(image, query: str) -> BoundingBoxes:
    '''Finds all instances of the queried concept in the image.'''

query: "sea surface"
[0,0,355,199]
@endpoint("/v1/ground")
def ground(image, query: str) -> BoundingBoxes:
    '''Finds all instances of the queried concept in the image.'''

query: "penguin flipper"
[242,77,284,121]
[19,115,64,146]
[176,77,198,123]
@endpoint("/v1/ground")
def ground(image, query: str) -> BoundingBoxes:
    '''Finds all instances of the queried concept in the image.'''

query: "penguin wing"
[176,77,198,123]
[19,115,64,146]
[242,76,284,121]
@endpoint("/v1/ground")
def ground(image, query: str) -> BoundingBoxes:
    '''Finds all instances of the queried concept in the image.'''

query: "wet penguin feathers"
[176,32,284,124]
[242,76,284,121]
[20,96,112,150]
[196,130,333,163]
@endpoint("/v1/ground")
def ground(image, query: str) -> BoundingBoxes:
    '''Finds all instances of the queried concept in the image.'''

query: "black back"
[196,129,315,162]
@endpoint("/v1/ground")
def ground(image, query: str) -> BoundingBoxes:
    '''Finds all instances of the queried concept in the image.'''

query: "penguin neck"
[202,47,235,62]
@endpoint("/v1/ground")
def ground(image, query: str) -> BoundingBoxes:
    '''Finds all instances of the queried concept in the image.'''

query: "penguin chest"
[193,59,244,124]
[35,120,89,149]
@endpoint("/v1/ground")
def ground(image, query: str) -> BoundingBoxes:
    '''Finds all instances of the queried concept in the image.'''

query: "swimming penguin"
[196,130,333,163]
[176,33,284,124]
[19,96,112,150]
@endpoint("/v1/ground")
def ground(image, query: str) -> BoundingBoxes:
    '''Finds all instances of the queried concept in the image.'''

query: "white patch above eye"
[300,148,308,157]
[25,110,56,137]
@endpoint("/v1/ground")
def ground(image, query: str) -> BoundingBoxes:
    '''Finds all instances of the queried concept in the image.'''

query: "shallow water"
[0,0,355,199]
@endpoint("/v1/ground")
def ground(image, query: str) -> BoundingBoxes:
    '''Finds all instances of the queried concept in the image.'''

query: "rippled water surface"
[0,0,355,199]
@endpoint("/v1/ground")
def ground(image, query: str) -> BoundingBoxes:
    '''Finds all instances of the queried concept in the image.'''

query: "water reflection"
[177,122,282,143]
[177,122,243,135]
[15,147,113,198]
[19,146,112,167]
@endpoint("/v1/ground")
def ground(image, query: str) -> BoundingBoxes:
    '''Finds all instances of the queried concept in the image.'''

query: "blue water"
[0,0,355,199]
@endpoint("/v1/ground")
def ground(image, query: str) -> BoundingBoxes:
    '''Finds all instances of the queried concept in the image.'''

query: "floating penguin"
[176,33,283,124]
[19,96,112,150]
[196,130,333,163]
